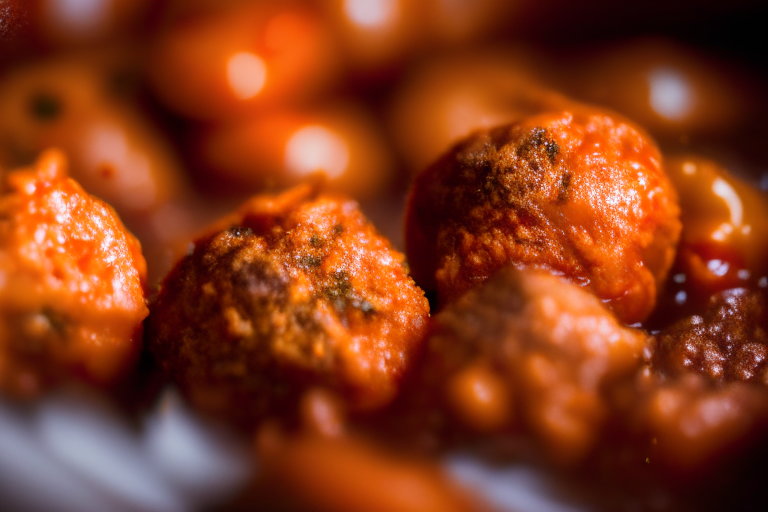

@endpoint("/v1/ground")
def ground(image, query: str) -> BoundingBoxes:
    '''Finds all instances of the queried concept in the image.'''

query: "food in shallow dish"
[1,3,767,510]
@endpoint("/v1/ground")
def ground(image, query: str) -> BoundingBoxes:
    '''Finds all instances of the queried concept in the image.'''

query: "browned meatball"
[654,288,768,383]
[416,267,647,466]
[404,109,681,322]
[148,185,429,425]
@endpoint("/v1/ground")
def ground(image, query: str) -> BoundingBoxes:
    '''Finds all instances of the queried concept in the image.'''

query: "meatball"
[404,109,681,322]
[628,373,768,472]
[148,185,429,425]
[0,53,192,284]
[655,288,768,383]
[388,49,571,174]
[147,2,339,120]
[0,150,148,397]
[196,102,394,199]
[562,37,763,142]
[417,268,647,466]
[0,53,185,219]
[615,288,768,475]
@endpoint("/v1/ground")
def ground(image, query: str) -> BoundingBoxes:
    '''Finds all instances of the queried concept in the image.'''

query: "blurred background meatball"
[147,1,340,121]
[0,150,148,397]
[148,185,429,426]
[405,109,681,323]
[411,268,647,466]
[194,101,394,200]
[0,50,210,284]
[555,38,766,147]
[388,48,569,175]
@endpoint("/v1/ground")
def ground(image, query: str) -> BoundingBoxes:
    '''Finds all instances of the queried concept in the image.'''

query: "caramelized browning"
[148,185,429,425]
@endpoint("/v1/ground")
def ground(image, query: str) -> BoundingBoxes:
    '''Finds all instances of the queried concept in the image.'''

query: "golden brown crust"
[405,109,681,323]
[148,185,429,425]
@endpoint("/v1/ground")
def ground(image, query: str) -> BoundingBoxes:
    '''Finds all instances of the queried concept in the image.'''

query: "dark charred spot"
[232,258,288,306]
[325,271,352,310]
[29,93,62,121]
[546,141,559,163]
[333,224,344,235]
[309,235,324,248]
[227,226,254,238]
[516,127,558,164]
[299,255,323,269]
[359,299,375,314]
[324,271,376,316]
[530,127,547,146]
[558,171,572,202]
[458,139,496,175]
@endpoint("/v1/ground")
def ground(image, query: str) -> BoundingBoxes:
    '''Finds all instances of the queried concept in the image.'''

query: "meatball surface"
[417,268,647,465]
[0,150,148,397]
[405,109,681,322]
[629,373,768,472]
[148,185,429,425]
[655,288,768,383]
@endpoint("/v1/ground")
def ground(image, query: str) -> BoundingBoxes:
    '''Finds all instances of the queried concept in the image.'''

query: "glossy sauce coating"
[669,155,768,293]
[419,268,647,466]
[405,109,681,322]
[0,150,148,397]
[148,185,429,425]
